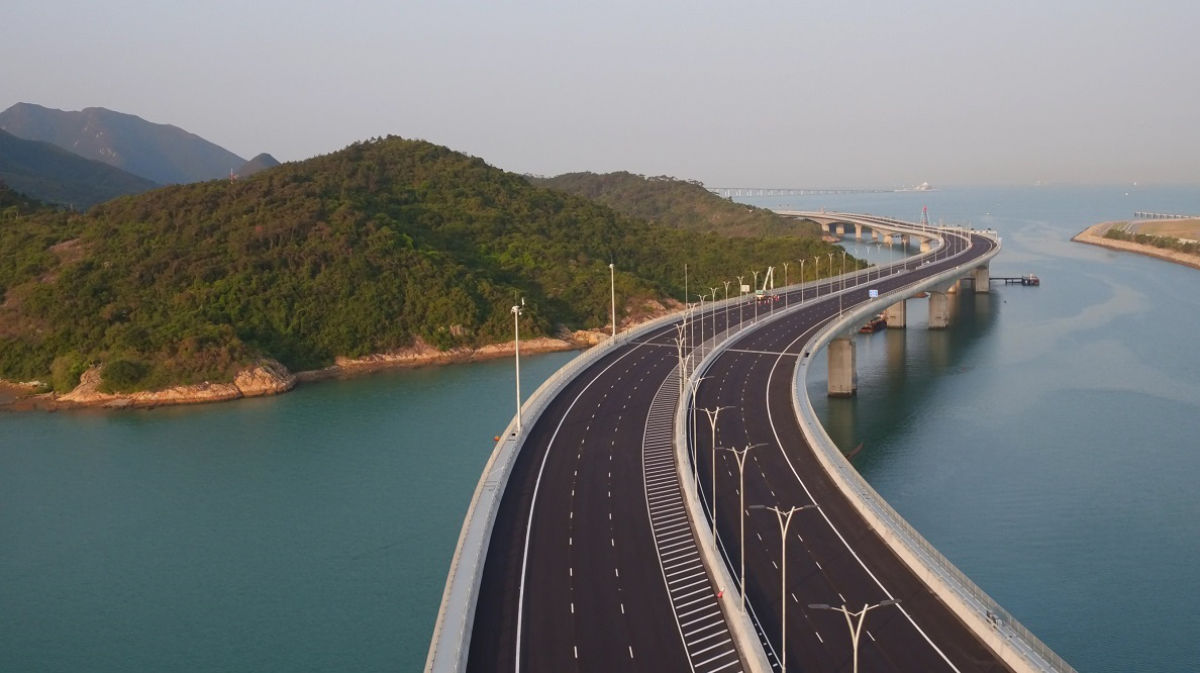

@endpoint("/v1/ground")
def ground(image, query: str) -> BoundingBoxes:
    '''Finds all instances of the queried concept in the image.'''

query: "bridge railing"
[791,231,1077,673]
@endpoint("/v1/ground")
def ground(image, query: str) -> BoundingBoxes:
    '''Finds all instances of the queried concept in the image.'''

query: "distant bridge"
[708,186,895,198]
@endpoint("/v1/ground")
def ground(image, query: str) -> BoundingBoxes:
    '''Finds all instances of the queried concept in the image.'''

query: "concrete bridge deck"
[426,213,1074,673]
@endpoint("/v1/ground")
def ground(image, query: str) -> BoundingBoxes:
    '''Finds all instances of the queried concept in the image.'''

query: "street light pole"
[782,261,790,307]
[708,286,719,342]
[798,259,805,303]
[609,262,616,338]
[807,599,901,673]
[722,280,731,339]
[685,376,710,492]
[814,256,820,297]
[701,405,731,527]
[751,503,818,673]
[511,299,524,433]
[736,275,745,331]
[719,444,763,614]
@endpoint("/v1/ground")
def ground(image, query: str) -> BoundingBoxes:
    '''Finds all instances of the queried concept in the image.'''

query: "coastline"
[0,333,598,414]
[1073,221,1200,270]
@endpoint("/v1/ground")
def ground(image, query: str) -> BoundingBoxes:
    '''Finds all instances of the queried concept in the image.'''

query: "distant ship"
[896,181,934,192]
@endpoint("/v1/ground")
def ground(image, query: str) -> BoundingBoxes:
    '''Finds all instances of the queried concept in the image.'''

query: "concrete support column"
[974,264,990,293]
[854,223,863,240]
[835,223,845,236]
[884,300,906,328]
[947,279,960,294]
[828,336,857,398]
[929,292,950,329]
[883,233,894,246]
[920,237,931,253]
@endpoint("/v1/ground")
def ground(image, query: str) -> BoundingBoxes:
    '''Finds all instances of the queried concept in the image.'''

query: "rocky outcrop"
[57,359,295,408]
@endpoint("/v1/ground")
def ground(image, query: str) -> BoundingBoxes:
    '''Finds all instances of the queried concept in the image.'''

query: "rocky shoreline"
[1073,221,1200,271]
[0,332,602,413]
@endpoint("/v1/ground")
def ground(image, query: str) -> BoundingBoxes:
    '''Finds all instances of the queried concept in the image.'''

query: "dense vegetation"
[1104,226,1200,254]
[0,129,158,208]
[530,171,820,237]
[1,137,846,393]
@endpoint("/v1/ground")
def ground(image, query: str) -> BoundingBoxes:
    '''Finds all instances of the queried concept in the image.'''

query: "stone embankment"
[1074,221,1200,270]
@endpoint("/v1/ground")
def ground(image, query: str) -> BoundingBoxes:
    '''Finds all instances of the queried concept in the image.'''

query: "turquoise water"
[774,186,1200,673]
[0,352,576,673]
[2,185,1199,672]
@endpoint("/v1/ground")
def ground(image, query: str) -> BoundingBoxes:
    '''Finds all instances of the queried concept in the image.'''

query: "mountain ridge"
[0,128,159,208]
[0,102,247,184]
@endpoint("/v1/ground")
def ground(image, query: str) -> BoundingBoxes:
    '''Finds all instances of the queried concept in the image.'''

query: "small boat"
[859,314,887,333]
[1022,274,1040,286]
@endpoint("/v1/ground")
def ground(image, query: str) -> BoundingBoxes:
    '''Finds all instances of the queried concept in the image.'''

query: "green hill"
[0,129,159,208]
[0,136,846,394]
[530,171,819,237]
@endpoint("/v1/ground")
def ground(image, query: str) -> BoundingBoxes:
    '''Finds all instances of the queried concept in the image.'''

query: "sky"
[3,0,1199,188]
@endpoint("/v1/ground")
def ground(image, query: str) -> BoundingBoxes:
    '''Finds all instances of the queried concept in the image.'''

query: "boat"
[1022,274,1040,286]
[859,314,887,333]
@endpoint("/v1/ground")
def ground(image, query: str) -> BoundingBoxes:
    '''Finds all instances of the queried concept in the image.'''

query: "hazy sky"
[4,1,1199,187]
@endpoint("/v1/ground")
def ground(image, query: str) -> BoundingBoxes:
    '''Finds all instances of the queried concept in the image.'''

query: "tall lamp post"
[807,599,901,673]
[813,256,820,297]
[798,258,806,303]
[782,261,790,307]
[722,280,731,337]
[511,299,524,433]
[751,503,817,673]
[609,262,617,338]
[684,375,710,491]
[719,444,763,614]
[736,275,745,331]
[701,405,731,527]
[708,287,720,343]
[827,251,834,300]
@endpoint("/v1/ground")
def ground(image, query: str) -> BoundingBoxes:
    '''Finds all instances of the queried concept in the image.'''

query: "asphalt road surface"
[468,228,1009,672]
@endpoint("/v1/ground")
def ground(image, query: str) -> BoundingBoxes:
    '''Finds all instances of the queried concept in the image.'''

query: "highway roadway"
[467,226,1008,672]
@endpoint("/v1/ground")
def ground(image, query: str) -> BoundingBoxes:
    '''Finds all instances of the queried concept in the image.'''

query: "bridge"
[708,186,893,198]
[426,212,1075,673]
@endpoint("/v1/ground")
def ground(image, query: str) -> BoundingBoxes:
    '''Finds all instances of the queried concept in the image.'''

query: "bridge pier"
[947,279,960,294]
[835,223,846,237]
[973,264,990,293]
[919,236,931,253]
[828,336,857,397]
[884,300,906,328]
[883,233,894,246]
[929,292,950,329]
[854,223,863,240]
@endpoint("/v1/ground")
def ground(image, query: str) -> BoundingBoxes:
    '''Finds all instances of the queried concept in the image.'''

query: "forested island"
[1,137,847,408]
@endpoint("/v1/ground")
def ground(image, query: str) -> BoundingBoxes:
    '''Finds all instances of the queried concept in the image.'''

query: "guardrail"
[789,231,1077,672]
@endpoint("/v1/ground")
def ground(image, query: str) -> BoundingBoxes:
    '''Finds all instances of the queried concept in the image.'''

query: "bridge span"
[427,213,1075,673]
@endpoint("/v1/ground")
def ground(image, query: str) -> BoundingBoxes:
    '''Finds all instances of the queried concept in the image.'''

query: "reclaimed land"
[1072,220,1200,271]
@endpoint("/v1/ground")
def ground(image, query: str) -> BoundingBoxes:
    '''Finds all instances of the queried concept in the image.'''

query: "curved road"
[694,231,1011,672]
[467,225,1007,672]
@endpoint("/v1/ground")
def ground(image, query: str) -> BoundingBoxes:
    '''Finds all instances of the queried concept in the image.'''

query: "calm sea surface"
[3,185,1199,672]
